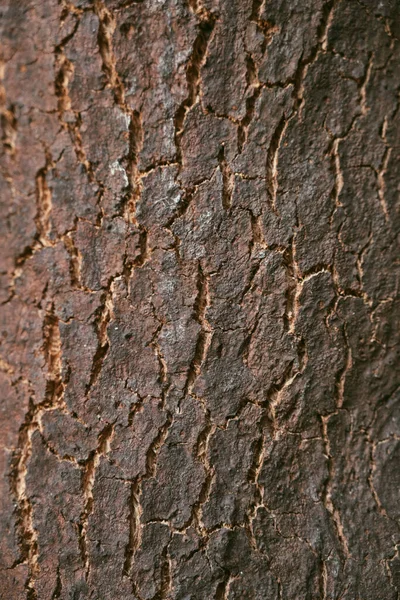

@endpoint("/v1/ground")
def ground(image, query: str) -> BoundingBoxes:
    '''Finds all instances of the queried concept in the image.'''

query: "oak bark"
[1,0,400,598]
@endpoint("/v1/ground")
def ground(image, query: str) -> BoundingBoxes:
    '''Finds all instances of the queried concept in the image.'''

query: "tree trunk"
[1,0,399,598]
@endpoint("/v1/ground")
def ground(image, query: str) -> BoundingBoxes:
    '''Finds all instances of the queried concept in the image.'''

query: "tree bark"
[1,0,399,598]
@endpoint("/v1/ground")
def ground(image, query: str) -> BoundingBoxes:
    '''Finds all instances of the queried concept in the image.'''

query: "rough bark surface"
[0,0,399,598]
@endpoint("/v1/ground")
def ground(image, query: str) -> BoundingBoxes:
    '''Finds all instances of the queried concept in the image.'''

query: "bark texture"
[1,0,400,598]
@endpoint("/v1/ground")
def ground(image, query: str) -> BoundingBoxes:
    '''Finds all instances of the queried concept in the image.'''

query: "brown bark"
[0,0,399,598]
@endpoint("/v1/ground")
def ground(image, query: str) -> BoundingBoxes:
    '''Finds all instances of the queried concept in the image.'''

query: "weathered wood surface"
[0,0,399,598]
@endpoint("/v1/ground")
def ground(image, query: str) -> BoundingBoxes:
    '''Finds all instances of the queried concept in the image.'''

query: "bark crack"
[321,414,351,560]
[79,423,114,579]
[9,399,40,599]
[174,11,217,167]
[218,146,235,210]
[183,263,212,399]
[124,411,173,579]
[9,303,67,597]
[85,281,114,398]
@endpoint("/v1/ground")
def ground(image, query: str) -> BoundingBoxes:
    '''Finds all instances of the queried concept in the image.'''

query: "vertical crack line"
[54,49,74,117]
[149,304,170,407]
[54,15,79,119]
[9,303,67,596]
[355,227,373,304]
[85,281,114,398]
[191,413,216,535]
[174,14,217,165]
[237,55,262,153]
[9,400,40,599]
[79,423,114,579]
[321,415,351,559]
[94,0,125,107]
[320,0,336,52]
[124,110,144,225]
[320,557,328,600]
[282,235,301,335]
[150,325,168,387]
[51,564,62,600]
[335,323,352,409]
[250,0,280,53]
[377,145,391,224]
[365,430,389,519]
[0,98,17,157]
[239,3,280,154]
[246,419,268,548]
[63,233,84,289]
[215,573,234,600]
[293,0,338,117]
[277,577,283,600]
[54,16,95,180]
[71,113,95,180]
[386,543,400,593]
[124,412,173,581]
[133,226,150,268]
[123,479,142,577]
[265,115,288,216]
[239,307,262,368]
[331,138,344,210]
[42,303,65,409]
[159,542,173,600]
[184,263,212,399]
[93,0,145,226]
[265,360,297,439]
[328,134,347,259]
[248,211,266,254]
[359,53,374,117]
[250,0,265,22]
[218,146,235,210]
[145,414,173,480]
[0,57,18,157]
[35,152,54,247]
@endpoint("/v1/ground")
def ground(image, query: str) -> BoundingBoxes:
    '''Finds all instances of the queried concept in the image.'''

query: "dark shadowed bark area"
[0,0,399,598]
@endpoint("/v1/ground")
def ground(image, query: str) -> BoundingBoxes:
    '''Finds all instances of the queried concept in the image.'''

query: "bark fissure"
[79,424,114,578]
[321,414,351,560]
[184,263,212,399]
